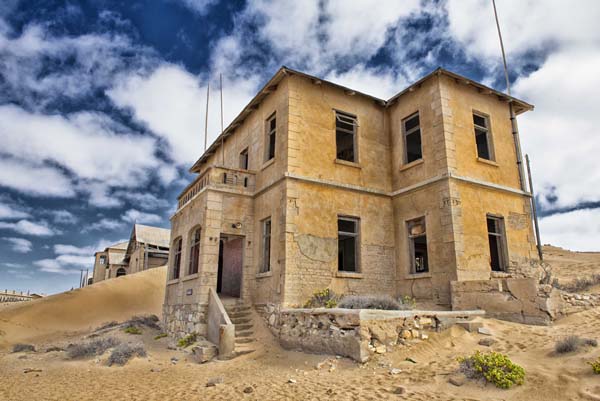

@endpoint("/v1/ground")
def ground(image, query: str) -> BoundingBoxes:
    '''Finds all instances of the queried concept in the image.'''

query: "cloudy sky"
[1,0,599,294]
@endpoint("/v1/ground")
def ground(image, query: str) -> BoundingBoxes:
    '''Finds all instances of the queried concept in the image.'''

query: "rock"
[150,368,161,373]
[448,374,466,387]
[243,386,254,394]
[23,368,42,374]
[389,368,402,375]
[393,386,407,395]
[411,329,420,338]
[375,346,386,354]
[405,357,417,364]
[288,378,297,384]
[17,355,27,359]
[401,330,412,339]
[420,333,429,340]
[478,337,497,347]
[170,357,178,365]
[206,377,223,387]
[191,344,217,364]
[477,327,492,336]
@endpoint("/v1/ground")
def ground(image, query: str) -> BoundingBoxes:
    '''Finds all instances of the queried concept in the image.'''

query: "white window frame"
[335,111,358,163]
[402,111,423,164]
[337,216,360,272]
[473,111,495,161]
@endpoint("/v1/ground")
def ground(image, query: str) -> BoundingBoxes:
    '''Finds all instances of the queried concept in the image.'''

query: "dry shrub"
[12,343,35,353]
[553,274,600,292]
[303,288,338,308]
[555,336,598,354]
[338,295,406,310]
[66,337,120,359]
[123,326,142,335]
[124,315,161,330]
[107,343,147,366]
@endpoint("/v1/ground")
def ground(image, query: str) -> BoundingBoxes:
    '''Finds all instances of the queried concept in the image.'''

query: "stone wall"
[260,305,483,362]
[552,290,600,316]
[163,303,208,340]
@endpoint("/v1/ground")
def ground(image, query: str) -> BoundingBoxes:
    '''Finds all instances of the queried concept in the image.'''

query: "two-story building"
[163,67,540,338]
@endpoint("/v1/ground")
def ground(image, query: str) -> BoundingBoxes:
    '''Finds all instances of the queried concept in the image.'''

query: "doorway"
[217,235,244,298]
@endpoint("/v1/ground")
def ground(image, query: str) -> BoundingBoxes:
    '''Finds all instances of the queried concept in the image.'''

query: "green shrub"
[154,333,167,340]
[123,326,142,335]
[399,295,417,309]
[589,358,600,374]
[177,333,198,348]
[303,288,338,308]
[458,351,525,389]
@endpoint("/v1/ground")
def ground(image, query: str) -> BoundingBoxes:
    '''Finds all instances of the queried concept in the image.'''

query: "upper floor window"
[265,113,276,161]
[189,228,201,275]
[403,112,422,164]
[407,217,428,274]
[335,111,358,162]
[172,238,182,279]
[487,215,507,272]
[99,255,106,265]
[239,147,249,170]
[338,216,359,272]
[260,217,271,273]
[473,112,495,161]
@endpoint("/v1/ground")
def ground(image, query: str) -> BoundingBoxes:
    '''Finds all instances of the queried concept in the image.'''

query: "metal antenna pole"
[204,83,210,152]
[220,73,225,166]
[526,155,544,261]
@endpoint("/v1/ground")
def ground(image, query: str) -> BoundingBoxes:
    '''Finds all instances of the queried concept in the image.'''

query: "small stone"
[449,374,466,387]
[478,337,497,347]
[420,333,429,340]
[401,330,412,339]
[389,368,402,375]
[170,357,178,364]
[23,368,42,374]
[393,386,407,395]
[375,346,386,354]
[405,357,417,364]
[411,329,420,338]
[243,386,254,394]
[477,327,492,336]
[206,377,223,387]
[288,378,297,384]
[150,368,161,372]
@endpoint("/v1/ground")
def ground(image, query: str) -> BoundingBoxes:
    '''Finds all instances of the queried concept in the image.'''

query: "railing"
[177,166,256,210]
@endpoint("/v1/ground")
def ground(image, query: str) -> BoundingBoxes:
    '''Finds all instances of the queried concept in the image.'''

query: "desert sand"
[1,247,600,401]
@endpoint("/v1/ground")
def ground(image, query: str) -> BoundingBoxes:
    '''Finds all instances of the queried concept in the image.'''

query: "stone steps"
[223,300,257,354]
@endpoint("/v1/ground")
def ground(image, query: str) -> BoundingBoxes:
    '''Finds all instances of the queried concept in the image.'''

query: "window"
[172,238,182,279]
[265,113,276,161]
[116,268,126,277]
[403,112,422,164]
[99,255,106,265]
[189,228,201,275]
[260,218,271,273]
[407,217,428,274]
[338,217,359,272]
[239,147,249,170]
[487,215,507,272]
[335,111,357,162]
[473,113,494,161]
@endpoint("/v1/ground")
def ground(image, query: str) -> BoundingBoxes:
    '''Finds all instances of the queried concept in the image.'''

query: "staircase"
[223,300,256,355]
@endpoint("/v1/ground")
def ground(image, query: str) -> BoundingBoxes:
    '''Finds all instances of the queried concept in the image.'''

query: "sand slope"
[0,266,166,348]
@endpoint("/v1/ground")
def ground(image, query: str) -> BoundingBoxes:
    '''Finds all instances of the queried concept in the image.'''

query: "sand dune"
[0,266,166,348]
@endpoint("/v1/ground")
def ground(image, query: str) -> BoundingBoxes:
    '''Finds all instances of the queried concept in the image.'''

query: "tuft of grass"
[458,351,525,389]
[154,333,167,340]
[12,343,35,353]
[555,336,598,354]
[123,326,142,335]
[338,294,406,310]
[45,346,64,353]
[303,288,338,308]
[66,337,120,359]
[124,315,161,330]
[590,358,600,374]
[107,343,147,366]
[552,274,600,292]
[177,333,198,348]
[96,321,119,331]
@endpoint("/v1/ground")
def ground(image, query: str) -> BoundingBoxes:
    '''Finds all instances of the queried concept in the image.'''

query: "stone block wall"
[163,303,208,340]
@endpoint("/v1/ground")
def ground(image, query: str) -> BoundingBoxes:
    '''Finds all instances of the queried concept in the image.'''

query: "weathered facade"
[92,241,128,283]
[164,67,541,337]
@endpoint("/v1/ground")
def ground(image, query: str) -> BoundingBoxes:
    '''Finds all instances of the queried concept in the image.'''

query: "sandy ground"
[543,245,600,287]
[1,250,600,400]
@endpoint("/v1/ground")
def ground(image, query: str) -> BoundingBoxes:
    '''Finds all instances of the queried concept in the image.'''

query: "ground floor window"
[338,216,359,272]
[260,217,271,273]
[487,215,507,271]
[408,217,428,274]
[116,268,126,277]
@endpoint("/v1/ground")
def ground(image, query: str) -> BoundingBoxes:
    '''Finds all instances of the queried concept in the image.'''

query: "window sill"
[256,270,273,279]
[182,273,199,282]
[400,158,424,171]
[405,272,432,279]
[334,159,361,169]
[167,278,180,286]
[477,157,498,167]
[336,271,363,279]
[261,158,275,171]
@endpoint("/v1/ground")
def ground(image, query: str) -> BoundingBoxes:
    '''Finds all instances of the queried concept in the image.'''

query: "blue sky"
[1,0,599,294]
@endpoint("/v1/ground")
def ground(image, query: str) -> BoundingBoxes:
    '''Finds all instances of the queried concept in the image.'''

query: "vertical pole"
[204,83,210,152]
[79,269,84,288]
[526,154,544,261]
[220,73,225,166]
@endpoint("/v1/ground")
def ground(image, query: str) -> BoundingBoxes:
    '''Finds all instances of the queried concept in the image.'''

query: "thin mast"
[526,155,544,261]
[220,73,225,165]
[204,83,210,152]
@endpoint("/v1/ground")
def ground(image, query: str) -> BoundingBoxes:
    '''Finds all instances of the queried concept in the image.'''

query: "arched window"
[116,268,126,277]
[189,228,201,275]
[172,237,182,279]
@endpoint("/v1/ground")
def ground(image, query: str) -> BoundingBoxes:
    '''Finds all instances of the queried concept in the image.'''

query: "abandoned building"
[163,66,544,340]
[92,224,170,283]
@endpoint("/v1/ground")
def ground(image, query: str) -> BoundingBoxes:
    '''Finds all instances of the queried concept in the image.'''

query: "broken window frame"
[487,214,508,272]
[239,147,249,170]
[99,255,106,265]
[265,113,276,162]
[337,216,360,272]
[172,237,182,280]
[473,111,495,161]
[188,228,201,275]
[407,217,429,274]
[402,111,423,164]
[260,217,272,273]
[335,110,358,163]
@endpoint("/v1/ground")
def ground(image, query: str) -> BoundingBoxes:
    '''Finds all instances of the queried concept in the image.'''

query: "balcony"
[177,166,256,210]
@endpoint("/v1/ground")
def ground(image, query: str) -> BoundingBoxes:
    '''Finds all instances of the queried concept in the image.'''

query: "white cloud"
[0,200,30,220]
[83,218,126,232]
[34,258,82,275]
[0,219,56,236]
[114,191,170,210]
[177,0,217,15]
[540,209,600,252]
[325,64,409,100]
[0,157,75,197]
[36,238,123,275]
[121,208,163,224]
[48,210,78,225]
[2,237,33,253]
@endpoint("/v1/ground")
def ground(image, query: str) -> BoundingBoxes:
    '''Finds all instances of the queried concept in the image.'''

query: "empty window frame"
[407,217,428,274]
[239,147,249,170]
[99,255,106,265]
[260,218,272,273]
[335,111,358,162]
[265,113,276,161]
[338,217,359,272]
[473,112,494,161]
[487,215,508,272]
[172,238,182,279]
[403,112,422,164]
[188,228,201,275]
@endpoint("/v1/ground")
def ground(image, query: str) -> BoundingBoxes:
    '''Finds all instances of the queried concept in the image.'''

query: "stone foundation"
[163,303,208,339]
[260,305,484,362]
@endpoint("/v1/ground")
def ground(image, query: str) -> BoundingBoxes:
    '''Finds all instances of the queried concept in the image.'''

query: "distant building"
[92,241,128,283]
[0,290,44,303]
